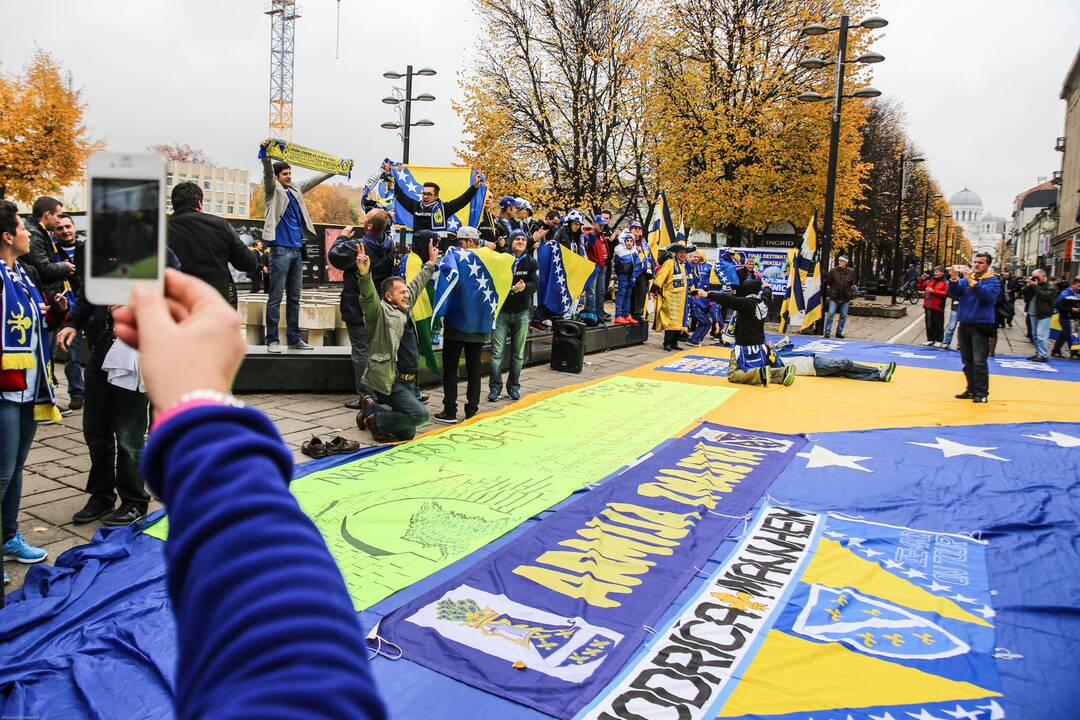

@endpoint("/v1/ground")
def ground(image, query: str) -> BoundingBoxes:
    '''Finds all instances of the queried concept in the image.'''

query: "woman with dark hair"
[0,201,67,581]
[921,266,949,347]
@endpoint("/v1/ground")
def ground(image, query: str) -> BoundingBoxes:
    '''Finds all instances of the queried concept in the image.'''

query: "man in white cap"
[824,255,857,339]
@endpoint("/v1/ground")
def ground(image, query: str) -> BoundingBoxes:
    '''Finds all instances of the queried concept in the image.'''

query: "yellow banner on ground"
[264,139,353,176]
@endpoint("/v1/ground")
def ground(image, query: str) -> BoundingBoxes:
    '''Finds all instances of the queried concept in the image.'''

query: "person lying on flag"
[392,170,482,233]
[650,242,698,351]
[771,336,897,382]
[697,280,796,387]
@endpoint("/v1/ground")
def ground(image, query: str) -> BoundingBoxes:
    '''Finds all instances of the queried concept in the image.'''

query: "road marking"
[887,314,924,345]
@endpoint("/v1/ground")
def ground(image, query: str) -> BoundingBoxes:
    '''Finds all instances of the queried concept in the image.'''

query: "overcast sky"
[2,0,1078,217]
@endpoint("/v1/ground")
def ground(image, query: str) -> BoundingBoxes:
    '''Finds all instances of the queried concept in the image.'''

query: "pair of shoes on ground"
[301,434,361,458]
[954,391,989,403]
[70,497,147,526]
[613,316,640,325]
[267,340,315,353]
[432,409,478,425]
[487,388,521,403]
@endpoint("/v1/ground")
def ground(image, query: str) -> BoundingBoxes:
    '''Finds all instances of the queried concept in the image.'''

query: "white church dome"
[949,188,983,207]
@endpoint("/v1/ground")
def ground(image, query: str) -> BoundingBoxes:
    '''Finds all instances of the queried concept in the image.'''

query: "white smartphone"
[85,151,166,305]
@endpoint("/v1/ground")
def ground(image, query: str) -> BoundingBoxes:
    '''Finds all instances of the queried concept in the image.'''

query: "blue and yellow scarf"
[1,259,61,421]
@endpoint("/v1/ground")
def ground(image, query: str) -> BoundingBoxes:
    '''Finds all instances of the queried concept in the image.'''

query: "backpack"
[578,311,600,327]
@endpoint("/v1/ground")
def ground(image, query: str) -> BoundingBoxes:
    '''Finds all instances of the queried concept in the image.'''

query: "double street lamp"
[380,65,437,164]
[797,14,888,318]
[880,149,925,303]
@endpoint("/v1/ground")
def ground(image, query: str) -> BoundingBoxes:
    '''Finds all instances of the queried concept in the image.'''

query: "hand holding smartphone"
[86,151,166,306]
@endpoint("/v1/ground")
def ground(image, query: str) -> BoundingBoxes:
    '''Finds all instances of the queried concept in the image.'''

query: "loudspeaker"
[550,320,586,373]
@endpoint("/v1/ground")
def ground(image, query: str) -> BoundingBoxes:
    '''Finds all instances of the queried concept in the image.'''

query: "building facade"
[1009,181,1058,274]
[1052,47,1080,280]
[165,161,250,218]
[947,188,1006,258]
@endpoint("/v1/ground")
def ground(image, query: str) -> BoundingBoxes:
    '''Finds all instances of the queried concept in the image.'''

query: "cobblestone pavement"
[2,303,1039,592]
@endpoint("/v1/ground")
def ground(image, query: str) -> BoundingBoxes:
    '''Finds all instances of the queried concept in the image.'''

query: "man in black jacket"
[488,230,538,402]
[19,196,74,301]
[1022,269,1060,362]
[394,176,481,233]
[328,209,395,409]
[167,182,258,307]
[700,280,795,387]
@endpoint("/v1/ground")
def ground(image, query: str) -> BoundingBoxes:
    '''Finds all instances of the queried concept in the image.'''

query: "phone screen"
[90,178,160,279]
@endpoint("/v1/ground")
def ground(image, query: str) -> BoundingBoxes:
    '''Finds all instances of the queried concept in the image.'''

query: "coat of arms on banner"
[406,585,622,683]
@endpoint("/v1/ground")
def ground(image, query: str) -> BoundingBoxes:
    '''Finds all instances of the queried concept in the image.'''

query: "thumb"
[130,283,175,346]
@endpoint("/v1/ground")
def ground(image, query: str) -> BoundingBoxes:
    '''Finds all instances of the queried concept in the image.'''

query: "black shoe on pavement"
[68,395,85,411]
[508,389,520,401]
[432,410,458,424]
[101,502,147,527]
[344,397,364,410]
[971,395,989,404]
[487,390,501,402]
[836,333,845,339]
[954,391,974,399]
[72,497,115,524]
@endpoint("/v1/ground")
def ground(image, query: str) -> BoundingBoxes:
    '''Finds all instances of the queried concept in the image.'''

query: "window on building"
[227,204,235,215]
[166,200,173,212]
[216,179,224,192]
[179,173,187,181]
[227,181,235,193]
[215,203,223,213]
[203,178,211,190]
[166,173,173,186]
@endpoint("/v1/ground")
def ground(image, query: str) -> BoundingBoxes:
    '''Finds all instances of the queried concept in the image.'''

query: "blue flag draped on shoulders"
[432,246,514,334]
[538,241,598,316]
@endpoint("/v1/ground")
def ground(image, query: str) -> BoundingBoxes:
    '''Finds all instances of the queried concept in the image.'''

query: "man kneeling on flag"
[354,235,441,442]
[698,280,796,387]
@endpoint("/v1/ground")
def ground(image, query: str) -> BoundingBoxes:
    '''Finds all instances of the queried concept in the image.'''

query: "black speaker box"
[550,320,586,373]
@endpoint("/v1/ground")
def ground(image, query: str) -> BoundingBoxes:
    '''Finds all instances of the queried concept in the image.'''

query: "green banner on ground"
[293,376,733,610]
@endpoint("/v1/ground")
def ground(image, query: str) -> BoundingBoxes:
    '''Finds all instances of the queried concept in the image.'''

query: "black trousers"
[83,361,150,509]
[442,338,483,418]
[345,320,370,396]
[924,308,944,342]
[957,324,991,397]
[632,274,651,319]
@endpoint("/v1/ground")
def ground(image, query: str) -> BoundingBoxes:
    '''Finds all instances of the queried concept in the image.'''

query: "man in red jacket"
[583,215,610,320]
[922,266,949,347]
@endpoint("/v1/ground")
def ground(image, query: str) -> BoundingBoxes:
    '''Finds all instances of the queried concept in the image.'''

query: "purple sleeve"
[141,405,386,720]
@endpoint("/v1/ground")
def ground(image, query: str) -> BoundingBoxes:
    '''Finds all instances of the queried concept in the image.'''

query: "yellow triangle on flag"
[717,630,1000,716]
[403,252,432,322]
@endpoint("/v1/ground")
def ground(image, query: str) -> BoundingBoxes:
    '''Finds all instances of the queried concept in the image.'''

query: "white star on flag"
[824,531,846,539]
[908,437,1009,462]
[405,180,419,194]
[927,581,952,592]
[396,168,408,180]
[1023,430,1080,448]
[942,706,983,720]
[906,709,944,720]
[903,567,928,579]
[975,604,996,619]
[883,559,904,570]
[845,537,866,547]
[476,276,490,290]
[482,289,493,302]
[447,216,461,230]
[860,548,884,558]
[950,593,977,604]
[465,259,481,276]
[797,445,873,472]
[976,700,1005,719]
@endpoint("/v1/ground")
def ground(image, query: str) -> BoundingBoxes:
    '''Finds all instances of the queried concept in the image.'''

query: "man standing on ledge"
[948,252,1000,404]
[260,138,335,353]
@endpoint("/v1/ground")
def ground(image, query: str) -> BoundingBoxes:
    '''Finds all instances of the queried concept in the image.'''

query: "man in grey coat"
[259,139,336,352]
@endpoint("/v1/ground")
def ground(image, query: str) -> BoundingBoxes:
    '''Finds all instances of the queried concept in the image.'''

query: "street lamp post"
[884,148,925,304]
[381,65,437,164]
[797,15,887,331]
[920,192,942,271]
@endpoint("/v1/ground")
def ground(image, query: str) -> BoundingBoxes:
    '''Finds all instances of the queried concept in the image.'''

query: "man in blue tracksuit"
[948,252,1001,403]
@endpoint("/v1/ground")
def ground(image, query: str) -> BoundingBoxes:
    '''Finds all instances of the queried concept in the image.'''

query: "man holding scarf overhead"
[0,201,65,576]
[650,242,698,351]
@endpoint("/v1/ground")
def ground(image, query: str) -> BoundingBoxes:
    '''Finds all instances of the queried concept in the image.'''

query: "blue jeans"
[583,276,598,315]
[813,356,882,381]
[364,380,429,441]
[65,330,84,398]
[0,402,36,543]
[823,299,849,336]
[489,310,529,394]
[615,275,634,317]
[266,246,303,344]
[592,271,607,316]
[1032,314,1052,358]
[943,308,960,347]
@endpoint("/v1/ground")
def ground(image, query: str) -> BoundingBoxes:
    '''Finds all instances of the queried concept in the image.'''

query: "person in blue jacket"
[111,270,387,720]
[947,252,1001,403]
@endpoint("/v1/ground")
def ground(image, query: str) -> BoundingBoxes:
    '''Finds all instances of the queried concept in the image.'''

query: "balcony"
[1055,136,1066,152]
[1051,171,1062,186]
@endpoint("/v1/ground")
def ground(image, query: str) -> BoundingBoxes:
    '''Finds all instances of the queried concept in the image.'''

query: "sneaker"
[417,392,430,403]
[835,333,845,339]
[627,317,640,325]
[954,391,974,399]
[507,389,520,401]
[3,532,48,564]
[487,390,501,402]
[288,340,314,350]
[72,496,115,524]
[614,316,629,325]
[971,395,989,404]
[68,395,85,411]
[344,397,364,410]
[772,336,793,353]
[101,502,147,527]
[267,341,282,353]
[880,361,897,382]
[432,410,458,424]
[922,340,936,346]
[783,366,796,386]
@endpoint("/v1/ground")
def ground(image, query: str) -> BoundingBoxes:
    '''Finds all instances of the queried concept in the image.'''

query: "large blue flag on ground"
[537,241,597,316]
[431,246,514,334]
[377,423,805,719]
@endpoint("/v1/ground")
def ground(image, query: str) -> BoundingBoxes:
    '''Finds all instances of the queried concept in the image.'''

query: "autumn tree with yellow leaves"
[0,52,99,202]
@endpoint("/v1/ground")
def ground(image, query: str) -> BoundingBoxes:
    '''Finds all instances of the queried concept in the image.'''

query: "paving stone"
[64,519,107,541]
[24,494,91,527]
[39,435,86,452]
[53,472,88,491]
[24,445,70,466]
[19,486,84,509]
[54,455,92,473]
[40,534,86,560]
[22,522,83,550]
[21,474,64,496]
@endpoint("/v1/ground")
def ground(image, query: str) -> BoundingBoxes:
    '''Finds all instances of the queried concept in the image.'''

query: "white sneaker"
[922,340,935,346]
[267,341,282,353]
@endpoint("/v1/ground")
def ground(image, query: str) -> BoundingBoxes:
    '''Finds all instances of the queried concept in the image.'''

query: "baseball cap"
[593,214,605,224]
[498,195,516,208]
[457,225,480,240]
[628,220,642,229]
